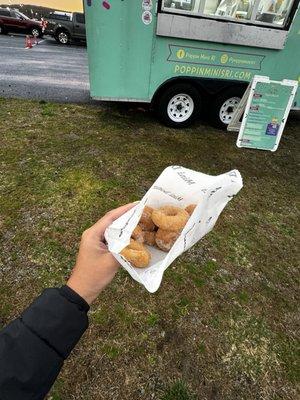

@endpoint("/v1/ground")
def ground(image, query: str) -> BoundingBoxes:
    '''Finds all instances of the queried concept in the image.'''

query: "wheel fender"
[55,26,70,36]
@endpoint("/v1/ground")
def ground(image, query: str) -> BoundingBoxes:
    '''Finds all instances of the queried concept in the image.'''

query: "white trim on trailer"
[91,96,150,103]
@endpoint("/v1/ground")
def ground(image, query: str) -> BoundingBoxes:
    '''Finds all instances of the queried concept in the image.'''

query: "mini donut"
[120,239,151,268]
[155,229,180,252]
[131,224,144,243]
[139,206,156,231]
[143,231,156,246]
[185,204,197,216]
[152,205,189,231]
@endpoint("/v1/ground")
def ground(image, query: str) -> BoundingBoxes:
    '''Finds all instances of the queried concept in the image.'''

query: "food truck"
[84,0,300,128]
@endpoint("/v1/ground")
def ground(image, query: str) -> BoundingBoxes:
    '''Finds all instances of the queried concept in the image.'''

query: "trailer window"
[161,0,297,28]
[162,0,195,11]
[203,0,252,21]
[254,0,295,25]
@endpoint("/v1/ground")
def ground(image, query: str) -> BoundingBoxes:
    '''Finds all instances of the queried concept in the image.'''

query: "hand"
[67,203,135,305]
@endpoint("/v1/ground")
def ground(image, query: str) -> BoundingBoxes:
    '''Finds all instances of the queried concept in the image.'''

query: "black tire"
[155,83,202,128]
[0,25,7,34]
[31,27,42,38]
[209,86,246,129]
[55,30,70,45]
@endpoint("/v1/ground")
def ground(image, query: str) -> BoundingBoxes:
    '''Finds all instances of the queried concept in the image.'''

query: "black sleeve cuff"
[21,287,89,359]
[59,285,90,313]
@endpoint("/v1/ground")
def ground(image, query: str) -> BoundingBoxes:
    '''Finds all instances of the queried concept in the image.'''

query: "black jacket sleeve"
[0,285,89,400]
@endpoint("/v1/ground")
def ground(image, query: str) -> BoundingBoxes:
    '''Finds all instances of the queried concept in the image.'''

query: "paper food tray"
[105,166,243,293]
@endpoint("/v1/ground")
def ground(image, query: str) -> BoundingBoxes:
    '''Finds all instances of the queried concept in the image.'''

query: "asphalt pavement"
[0,34,91,103]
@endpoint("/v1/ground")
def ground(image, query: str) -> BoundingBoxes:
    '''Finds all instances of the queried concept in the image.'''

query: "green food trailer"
[84,0,300,128]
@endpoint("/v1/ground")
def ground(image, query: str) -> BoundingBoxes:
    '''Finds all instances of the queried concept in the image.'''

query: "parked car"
[45,12,86,45]
[0,8,43,37]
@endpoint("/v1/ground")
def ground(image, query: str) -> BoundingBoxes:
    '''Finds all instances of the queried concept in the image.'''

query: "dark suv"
[45,12,86,45]
[0,8,43,37]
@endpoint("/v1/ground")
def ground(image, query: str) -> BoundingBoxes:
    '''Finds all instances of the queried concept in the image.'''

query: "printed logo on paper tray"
[153,186,183,201]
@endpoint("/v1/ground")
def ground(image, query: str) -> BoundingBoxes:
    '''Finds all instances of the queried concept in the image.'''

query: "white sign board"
[228,76,298,152]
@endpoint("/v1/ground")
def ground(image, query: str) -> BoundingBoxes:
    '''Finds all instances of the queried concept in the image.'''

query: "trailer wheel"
[209,86,246,129]
[155,83,201,128]
[210,86,246,129]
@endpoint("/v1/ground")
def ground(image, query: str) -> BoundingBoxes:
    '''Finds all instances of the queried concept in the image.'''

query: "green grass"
[147,312,160,327]
[114,303,135,326]
[236,290,250,303]
[101,344,120,359]
[198,342,206,354]
[90,309,109,326]
[161,381,196,400]
[0,98,299,400]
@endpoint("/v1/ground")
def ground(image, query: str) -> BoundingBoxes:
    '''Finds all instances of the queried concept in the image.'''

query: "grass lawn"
[0,98,299,400]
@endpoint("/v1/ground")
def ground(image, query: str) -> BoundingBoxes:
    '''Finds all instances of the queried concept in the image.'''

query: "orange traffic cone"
[25,35,32,49]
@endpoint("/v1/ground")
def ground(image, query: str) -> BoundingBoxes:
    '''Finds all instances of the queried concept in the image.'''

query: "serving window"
[161,0,297,28]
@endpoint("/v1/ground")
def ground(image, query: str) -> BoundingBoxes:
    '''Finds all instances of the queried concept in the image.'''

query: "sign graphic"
[142,0,153,11]
[142,10,152,25]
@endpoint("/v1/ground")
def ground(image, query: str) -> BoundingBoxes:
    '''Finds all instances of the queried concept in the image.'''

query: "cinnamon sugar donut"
[143,231,156,246]
[152,205,189,231]
[155,229,180,252]
[131,224,144,243]
[185,204,197,216]
[120,239,151,268]
[139,206,156,231]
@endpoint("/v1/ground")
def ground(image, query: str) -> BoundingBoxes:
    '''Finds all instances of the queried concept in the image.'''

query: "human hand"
[67,203,136,305]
